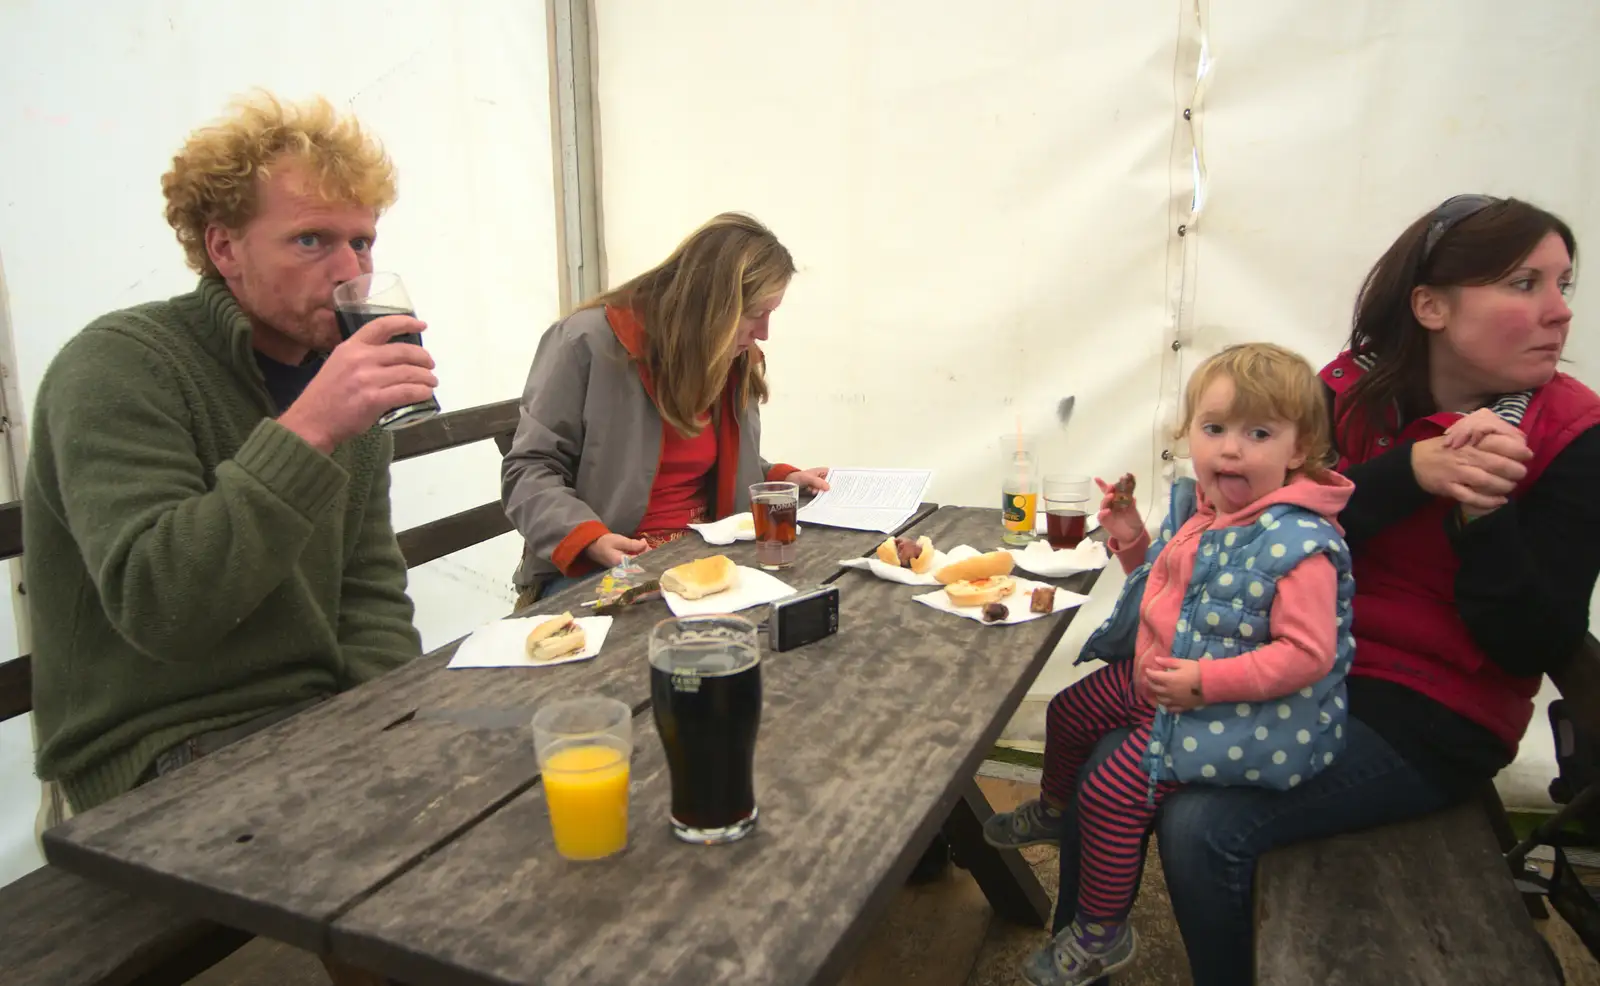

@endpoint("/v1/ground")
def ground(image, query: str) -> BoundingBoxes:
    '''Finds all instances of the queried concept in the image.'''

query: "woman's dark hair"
[1338,196,1577,444]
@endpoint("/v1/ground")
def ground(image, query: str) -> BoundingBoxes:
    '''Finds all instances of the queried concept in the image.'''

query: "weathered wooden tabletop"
[39,509,930,952]
[327,507,1104,985]
[45,506,1106,986]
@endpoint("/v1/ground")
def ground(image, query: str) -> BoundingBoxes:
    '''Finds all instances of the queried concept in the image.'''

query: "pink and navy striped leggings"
[1044,660,1179,922]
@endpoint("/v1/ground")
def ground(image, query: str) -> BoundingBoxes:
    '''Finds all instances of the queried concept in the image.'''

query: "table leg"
[942,776,1053,928]
[321,955,403,986]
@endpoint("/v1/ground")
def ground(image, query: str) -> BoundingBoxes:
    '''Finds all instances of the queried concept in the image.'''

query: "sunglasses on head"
[1420,193,1500,265]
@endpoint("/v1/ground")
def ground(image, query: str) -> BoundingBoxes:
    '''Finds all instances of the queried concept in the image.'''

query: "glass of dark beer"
[749,481,798,570]
[330,272,441,429]
[648,614,762,844]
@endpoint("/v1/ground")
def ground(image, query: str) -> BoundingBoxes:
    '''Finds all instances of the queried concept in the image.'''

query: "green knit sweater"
[25,277,423,811]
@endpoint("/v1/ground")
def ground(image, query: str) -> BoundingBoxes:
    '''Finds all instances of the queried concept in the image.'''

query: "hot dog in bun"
[526,612,587,662]
[935,550,1015,585]
[875,535,937,574]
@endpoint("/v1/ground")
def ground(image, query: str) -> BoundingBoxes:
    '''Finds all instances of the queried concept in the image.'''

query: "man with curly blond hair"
[23,92,434,818]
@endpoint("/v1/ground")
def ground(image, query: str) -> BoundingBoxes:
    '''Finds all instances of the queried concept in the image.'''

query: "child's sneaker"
[1022,920,1137,986]
[982,798,1069,849]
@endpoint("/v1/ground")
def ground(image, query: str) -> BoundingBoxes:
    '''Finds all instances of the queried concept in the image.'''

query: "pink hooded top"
[1109,471,1356,705]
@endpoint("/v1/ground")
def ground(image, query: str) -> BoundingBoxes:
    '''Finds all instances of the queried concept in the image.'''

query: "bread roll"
[875,538,901,566]
[945,576,1017,608]
[909,536,937,574]
[526,612,586,662]
[661,554,738,599]
[935,550,1016,585]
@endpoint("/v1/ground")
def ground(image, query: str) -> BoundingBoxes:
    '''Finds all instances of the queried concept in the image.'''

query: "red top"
[635,419,717,538]
[547,305,800,575]
[1321,351,1600,751]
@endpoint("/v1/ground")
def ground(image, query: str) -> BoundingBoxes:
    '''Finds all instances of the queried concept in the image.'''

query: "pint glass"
[648,615,762,844]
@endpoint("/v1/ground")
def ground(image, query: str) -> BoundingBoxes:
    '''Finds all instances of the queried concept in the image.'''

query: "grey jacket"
[502,306,790,588]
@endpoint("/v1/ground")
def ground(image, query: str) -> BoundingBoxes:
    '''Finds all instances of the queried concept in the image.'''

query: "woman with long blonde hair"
[502,212,827,605]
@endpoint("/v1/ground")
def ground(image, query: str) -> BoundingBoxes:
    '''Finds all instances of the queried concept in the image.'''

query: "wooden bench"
[1254,635,1600,985]
[0,399,520,986]
[390,398,520,567]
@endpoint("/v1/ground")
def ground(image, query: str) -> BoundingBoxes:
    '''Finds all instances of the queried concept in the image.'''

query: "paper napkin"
[838,544,982,586]
[1005,538,1109,578]
[913,578,1089,626]
[688,512,804,546]
[662,566,796,616]
[448,615,615,669]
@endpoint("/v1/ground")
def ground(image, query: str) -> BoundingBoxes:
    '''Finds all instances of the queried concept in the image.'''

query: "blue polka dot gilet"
[1078,478,1355,796]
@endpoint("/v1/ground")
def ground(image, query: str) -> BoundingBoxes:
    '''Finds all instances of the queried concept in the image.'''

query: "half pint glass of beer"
[749,481,799,571]
[330,272,442,429]
[648,615,763,844]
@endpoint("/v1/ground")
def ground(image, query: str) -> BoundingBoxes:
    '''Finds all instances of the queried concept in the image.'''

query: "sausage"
[1110,473,1136,509]
[981,602,1008,623]
[894,537,922,566]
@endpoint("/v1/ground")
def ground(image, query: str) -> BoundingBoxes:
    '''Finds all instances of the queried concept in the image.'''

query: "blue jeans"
[515,573,595,610]
[539,575,581,599]
[1053,716,1458,986]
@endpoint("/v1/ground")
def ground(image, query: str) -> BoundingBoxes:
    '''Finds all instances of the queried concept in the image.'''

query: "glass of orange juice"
[532,696,632,861]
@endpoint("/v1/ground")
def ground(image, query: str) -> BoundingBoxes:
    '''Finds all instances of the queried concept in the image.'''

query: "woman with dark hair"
[1052,195,1600,985]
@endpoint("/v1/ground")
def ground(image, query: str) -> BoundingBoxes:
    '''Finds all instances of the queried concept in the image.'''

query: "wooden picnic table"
[37,509,927,951]
[44,506,1107,986]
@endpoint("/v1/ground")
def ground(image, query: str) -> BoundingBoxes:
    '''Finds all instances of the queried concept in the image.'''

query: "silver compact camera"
[765,585,841,652]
